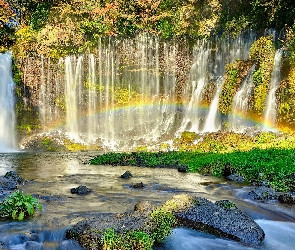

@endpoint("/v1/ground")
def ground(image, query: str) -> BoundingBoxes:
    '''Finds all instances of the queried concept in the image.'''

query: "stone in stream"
[278,194,295,204]
[130,182,145,188]
[0,241,9,250]
[70,185,91,195]
[66,194,265,249]
[0,171,24,191]
[120,171,133,179]
[166,195,265,246]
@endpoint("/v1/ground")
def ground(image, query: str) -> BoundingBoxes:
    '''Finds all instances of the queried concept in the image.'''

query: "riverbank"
[89,131,295,193]
[0,151,295,249]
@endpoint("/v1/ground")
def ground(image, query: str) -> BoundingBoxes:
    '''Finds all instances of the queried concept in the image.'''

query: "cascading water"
[0,52,16,152]
[60,35,178,149]
[263,49,283,130]
[31,32,266,150]
[178,40,211,133]
[230,65,255,132]
[65,55,84,138]
[203,77,224,132]
[179,31,256,134]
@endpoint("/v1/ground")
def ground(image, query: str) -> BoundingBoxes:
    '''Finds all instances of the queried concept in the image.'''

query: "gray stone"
[247,187,277,201]
[175,197,265,246]
[71,185,91,195]
[226,173,245,182]
[134,200,154,212]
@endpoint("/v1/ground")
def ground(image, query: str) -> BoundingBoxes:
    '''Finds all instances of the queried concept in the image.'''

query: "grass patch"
[90,131,295,192]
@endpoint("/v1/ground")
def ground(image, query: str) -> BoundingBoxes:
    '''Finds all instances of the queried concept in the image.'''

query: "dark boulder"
[278,194,295,204]
[0,171,24,191]
[177,166,188,173]
[66,194,265,249]
[247,187,277,201]
[66,212,155,249]
[162,195,265,246]
[120,171,133,179]
[130,182,145,188]
[71,185,91,195]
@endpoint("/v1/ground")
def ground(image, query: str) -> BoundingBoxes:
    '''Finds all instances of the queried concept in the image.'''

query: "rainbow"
[42,101,289,134]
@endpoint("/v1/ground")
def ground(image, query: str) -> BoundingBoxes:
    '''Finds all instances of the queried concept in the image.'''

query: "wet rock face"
[172,196,265,246]
[70,185,91,195]
[0,171,24,191]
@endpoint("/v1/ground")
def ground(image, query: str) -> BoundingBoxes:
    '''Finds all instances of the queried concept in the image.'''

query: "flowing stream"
[0,152,295,249]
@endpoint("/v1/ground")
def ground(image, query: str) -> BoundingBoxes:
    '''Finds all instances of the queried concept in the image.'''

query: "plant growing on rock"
[0,190,42,221]
[150,208,176,242]
[249,36,276,115]
[94,210,175,250]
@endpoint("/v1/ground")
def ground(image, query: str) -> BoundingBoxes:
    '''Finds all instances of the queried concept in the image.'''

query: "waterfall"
[87,54,97,142]
[179,31,255,134]
[29,32,260,150]
[61,35,177,149]
[230,65,255,132]
[263,49,283,129]
[64,55,84,138]
[179,40,211,133]
[39,56,64,129]
[0,52,16,151]
[203,77,224,132]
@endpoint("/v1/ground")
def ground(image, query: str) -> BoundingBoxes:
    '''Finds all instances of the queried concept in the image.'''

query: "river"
[0,151,295,249]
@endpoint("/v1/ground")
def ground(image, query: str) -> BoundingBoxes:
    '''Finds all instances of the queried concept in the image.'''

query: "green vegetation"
[249,36,276,115]
[86,208,175,249]
[219,60,253,114]
[0,190,42,221]
[278,25,295,126]
[216,200,237,209]
[1,0,295,132]
[90,131,295,192]
[1,0,295,57]
[98,228,154,249]
[150,209,176,242]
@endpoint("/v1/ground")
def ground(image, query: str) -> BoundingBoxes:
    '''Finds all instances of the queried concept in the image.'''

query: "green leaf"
[18,211,25,221]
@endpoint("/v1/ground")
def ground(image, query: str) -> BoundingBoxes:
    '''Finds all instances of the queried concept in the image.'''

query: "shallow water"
[0,152,295,249]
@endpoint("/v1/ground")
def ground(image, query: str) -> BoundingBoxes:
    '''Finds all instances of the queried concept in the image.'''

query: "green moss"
[150,209,176,243]
[219,60,253,115]
[249,36,276,115]
[89,209,175,250]
[41,137,59,151]
[161,194,194,213]
[64,140,101,152]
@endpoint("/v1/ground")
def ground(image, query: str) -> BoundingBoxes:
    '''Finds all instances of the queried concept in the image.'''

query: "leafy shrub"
[0,190,42,221]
